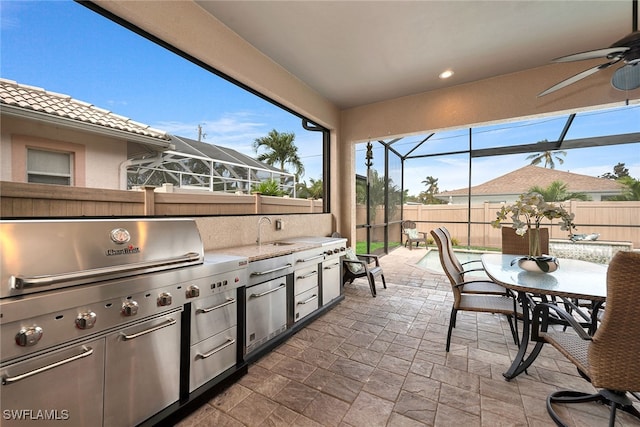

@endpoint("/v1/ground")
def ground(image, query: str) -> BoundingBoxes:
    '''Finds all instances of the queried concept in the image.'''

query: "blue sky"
[2,1,639,195]
[0,0,324,183]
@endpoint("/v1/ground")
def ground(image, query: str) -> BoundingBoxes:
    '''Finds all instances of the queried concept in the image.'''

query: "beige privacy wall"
[195,214,334,251]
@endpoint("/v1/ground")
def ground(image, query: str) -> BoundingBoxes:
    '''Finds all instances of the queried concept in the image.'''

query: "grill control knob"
[121,300,139,316]
[75,311,97,329]
[15,326,43,347]
[157,292,173,307]
[186,285,200,298]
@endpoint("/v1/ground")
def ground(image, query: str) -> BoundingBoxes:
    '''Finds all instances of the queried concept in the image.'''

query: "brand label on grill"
[106,246,141,256]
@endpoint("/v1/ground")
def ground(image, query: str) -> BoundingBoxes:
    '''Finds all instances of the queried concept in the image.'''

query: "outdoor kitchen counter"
[206,241,320,262]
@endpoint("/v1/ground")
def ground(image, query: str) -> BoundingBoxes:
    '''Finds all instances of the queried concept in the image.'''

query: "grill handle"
[11,252,202,289]
[324,262,341,270]
[2,346,94,385]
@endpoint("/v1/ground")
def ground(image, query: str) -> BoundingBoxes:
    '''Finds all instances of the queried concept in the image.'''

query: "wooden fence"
[402,201,640,249]
[0,182,323,218]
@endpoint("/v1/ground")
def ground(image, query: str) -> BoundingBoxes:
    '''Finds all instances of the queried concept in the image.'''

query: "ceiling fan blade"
[611,63,640,90]
[538,60,620,97]
[552,47,630,63]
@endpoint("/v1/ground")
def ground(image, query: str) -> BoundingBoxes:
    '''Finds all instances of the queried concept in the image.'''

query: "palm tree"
[253,129,305,182]
[528,180,590,202]
[526,139,567,169]
[421,176,439,195]
[610,176,640,201]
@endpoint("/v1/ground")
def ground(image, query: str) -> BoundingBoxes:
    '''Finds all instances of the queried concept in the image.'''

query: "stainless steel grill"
[0,218,247,427]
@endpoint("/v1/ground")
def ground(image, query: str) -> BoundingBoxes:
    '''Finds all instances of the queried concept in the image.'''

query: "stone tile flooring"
[177,247,640,426]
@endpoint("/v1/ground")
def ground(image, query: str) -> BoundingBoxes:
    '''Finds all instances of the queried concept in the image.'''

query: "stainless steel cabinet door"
[322,259,342,305]
[245,278,287,353]
[103,311,181,427]
[0,339,105,427]
[191,290,237,345]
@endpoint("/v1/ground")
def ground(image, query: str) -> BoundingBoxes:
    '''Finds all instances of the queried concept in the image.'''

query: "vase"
[528,227,541,257]
[517,256,559,273]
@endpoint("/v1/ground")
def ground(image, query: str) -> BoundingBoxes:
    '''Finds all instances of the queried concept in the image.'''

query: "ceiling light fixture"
[439,70,454,79]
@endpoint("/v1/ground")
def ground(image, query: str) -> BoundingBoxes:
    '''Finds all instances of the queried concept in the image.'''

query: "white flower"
[515,227,527,236]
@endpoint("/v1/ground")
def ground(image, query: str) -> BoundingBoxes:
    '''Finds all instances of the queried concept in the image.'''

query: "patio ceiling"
[196,1,636,109]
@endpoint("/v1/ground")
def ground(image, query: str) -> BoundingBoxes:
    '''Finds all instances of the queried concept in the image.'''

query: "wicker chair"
[402,220,428,250]
[501,227,549,255]
[431,228,520,352]
[438,227,511,296]
[532,251,640,426]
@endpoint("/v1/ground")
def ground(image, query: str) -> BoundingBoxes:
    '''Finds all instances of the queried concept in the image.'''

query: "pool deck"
[177,245,639,426]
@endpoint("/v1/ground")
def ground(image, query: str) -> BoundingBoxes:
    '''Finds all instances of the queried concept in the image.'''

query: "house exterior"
[436,165,624,204]
[0,78,172,190]
[0,78,291,194]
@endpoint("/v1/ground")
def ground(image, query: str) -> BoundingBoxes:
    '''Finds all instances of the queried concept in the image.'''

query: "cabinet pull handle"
[121,318,177,341]
[250,283,286,298]
[250,264,292,276]
[296,271,318,280]
[196,338,236,359]
[196,298,235,314]
[297,254,324,263]
[324,262,340,269]
[2,346,94,385]
[297,294,318,305]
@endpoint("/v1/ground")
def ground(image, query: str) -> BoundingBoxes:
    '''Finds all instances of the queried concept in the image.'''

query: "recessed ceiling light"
[439,70,454,79]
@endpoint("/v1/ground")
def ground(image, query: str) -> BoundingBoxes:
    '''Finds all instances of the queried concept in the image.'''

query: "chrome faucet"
[256,216,272,246]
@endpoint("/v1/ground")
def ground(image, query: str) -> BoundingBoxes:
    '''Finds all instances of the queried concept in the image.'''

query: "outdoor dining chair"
[431,228,521,352]
[402,220,428,250]
[531,250,640,427]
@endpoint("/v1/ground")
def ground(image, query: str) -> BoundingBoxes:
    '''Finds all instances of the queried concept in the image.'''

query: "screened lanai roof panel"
[170,136,282,173]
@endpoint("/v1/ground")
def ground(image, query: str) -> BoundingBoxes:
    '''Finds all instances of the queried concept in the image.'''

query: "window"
[27,149,72,185]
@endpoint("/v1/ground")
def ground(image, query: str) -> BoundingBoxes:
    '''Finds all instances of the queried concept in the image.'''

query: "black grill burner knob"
[186,285,200,298]
[157,292,173,307]
[121,300,139,316]
[75,311,97,329]
[15,326,43,347]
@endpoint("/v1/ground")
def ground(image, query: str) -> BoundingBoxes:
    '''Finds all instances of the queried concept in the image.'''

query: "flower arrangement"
[491,192,576,271]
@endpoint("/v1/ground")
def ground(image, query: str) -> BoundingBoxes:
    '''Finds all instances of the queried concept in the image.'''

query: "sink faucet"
[256,216,272,246]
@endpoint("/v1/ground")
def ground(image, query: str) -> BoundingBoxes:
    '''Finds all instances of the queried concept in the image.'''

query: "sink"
[263,241,294,246]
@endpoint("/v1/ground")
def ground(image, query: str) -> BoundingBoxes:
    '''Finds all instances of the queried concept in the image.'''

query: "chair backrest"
[501,227,549,255]
[402,220,417,230]
[430,228,462,306]
[588,250,640,391]
[440,227,465,274]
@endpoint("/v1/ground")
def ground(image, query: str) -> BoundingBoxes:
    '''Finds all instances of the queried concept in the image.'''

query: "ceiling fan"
[538,0,640,96]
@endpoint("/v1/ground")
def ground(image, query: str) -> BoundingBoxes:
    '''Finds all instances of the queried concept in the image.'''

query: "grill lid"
[1,218,204,298]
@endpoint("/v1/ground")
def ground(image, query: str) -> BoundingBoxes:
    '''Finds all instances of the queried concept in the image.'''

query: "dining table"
[481,253,608,380]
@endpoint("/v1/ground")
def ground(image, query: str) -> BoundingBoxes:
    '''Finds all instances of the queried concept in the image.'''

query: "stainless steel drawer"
[190,290,237,345]
[294,287,318,322]
[294,265,319,295]
[189,325,237,392]
[293,247,325,271]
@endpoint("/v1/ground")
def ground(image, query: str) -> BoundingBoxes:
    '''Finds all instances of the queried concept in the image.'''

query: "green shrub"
[252,179,287,196]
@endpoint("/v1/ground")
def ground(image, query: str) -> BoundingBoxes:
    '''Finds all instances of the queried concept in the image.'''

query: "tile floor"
[177,246,640,426]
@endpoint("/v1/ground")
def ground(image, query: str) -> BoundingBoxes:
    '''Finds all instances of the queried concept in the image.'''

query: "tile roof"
[0,78,170,141]
[439,165,623,196]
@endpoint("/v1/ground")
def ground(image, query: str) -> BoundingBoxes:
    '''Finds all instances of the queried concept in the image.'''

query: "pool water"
[416,249,485,273]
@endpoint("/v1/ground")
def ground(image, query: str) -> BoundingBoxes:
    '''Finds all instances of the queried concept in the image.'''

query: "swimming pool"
[416,248,487,273]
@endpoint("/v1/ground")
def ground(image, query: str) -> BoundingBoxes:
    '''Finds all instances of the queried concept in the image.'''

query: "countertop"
[206,241,320,262]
